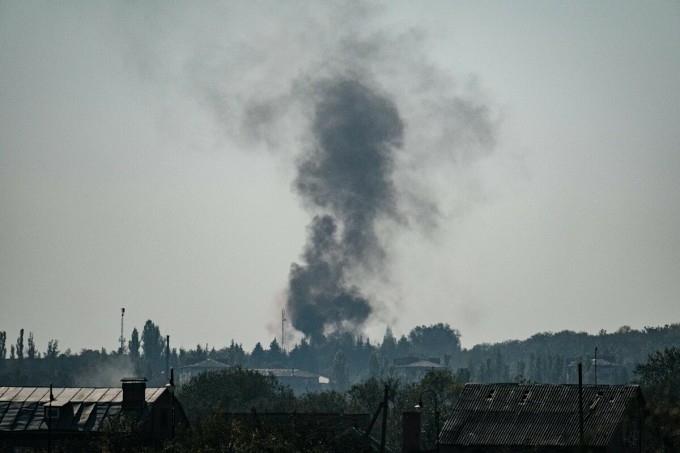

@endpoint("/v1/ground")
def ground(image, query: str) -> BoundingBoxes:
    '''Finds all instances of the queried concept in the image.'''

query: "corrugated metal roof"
[0,386,168,433]
[439,383,642,447]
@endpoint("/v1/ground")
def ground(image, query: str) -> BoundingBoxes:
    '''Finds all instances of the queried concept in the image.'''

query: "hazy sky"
[2,1,679,354]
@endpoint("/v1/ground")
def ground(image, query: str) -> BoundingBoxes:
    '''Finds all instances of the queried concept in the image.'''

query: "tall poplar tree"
[0,331,6,359]
[141,320,164,382]
[27,332,36,359]
[16,329,24,360]
[128,328,140,359]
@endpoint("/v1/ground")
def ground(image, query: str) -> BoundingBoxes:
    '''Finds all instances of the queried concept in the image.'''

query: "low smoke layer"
[287,78,403,340]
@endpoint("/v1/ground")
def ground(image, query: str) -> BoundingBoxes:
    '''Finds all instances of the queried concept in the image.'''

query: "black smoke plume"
[287,78,403,340]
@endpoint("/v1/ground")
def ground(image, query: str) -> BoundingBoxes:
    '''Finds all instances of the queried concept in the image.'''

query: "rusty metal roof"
[0,386,167,433]
[439,383,643,447]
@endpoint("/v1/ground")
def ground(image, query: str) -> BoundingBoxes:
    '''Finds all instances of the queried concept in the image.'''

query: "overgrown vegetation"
[171,367,462,452]
[634,347,680,452]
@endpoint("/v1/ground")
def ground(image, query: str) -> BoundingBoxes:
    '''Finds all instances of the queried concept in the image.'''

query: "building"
[565,356,627,385]
[439,383,644,453]
[254,368,330,395]
[178,359,329,395]
[0,378,188,450]
[393,357,445,383]
[178,358,230,385]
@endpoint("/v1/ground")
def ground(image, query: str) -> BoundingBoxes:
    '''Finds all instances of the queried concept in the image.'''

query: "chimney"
[402,411,421,453]
[121,377,147,410]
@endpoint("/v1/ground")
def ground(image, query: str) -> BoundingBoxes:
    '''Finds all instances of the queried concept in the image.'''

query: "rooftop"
[440,383,643,447]
[0,386,167,433]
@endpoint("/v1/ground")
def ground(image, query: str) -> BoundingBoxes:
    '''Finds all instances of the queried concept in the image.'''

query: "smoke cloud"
[147,3,499,342]
[287,78,403,340]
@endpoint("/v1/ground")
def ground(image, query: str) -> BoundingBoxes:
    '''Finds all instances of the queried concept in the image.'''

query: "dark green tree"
[250,342,266,368]
[141,320,164,382]
[128,327,140,359]
[267,337,284,366]
[296,390,348,413]
[16,328,24,360]
[99,413,146,453]
[635,347,680,387]
[347,376,410,452]
[347,377,390,415]
[27,332,36,359]
[45,340,59,359]
[177,367,295,423]
[226,340,246,366]
[408,323,461,365]
[380,326,397,358]
[395,334,412,358]
[635,347,680,451]
[186,344,207,364]
[0,331,6,359]
[331,350,349,391]
[289,338,318,372]
[417,369,463,450]
[456,367,471,384]
[368,350,390,380]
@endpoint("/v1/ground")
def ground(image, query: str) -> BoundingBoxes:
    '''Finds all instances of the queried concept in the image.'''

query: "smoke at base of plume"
[286,78,403,340]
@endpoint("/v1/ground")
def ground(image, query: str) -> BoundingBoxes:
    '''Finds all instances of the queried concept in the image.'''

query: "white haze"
[1,2,679,352]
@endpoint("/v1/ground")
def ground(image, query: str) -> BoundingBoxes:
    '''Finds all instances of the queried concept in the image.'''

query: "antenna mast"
[119,308,126,353]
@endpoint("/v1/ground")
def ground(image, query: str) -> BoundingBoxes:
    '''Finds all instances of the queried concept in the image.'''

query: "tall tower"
[119,308,126,353]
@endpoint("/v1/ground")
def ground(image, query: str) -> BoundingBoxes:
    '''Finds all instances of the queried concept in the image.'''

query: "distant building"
[178,358,230,385]
[254,368,330,395]
[177,359,329,395]
[566,356,627,384]
[439,383,644,453]
[0,378,188,450]
[393,357,444,383]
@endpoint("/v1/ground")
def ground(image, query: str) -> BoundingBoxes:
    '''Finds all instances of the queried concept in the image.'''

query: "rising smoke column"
[287,78,403,341]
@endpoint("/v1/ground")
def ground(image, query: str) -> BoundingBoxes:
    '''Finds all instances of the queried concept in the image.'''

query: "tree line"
[1,322,679,389]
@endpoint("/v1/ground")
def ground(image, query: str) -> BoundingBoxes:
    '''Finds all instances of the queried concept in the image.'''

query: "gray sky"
[1,1,679,353]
